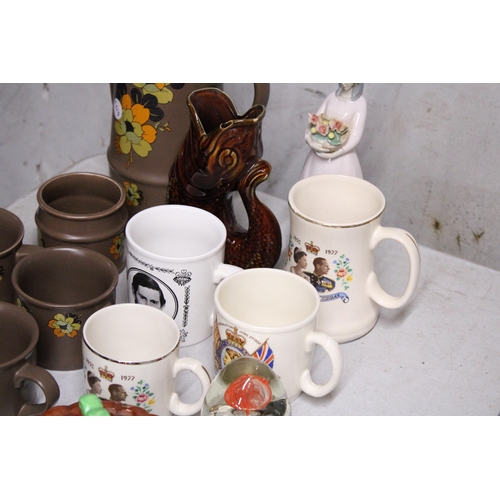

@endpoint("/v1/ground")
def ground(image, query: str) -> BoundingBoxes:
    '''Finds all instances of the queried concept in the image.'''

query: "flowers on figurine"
[48,313,82,338]
[315,121,329,136]
[308,113,349,148]
[109,232,125,261]
[308,113,321,126]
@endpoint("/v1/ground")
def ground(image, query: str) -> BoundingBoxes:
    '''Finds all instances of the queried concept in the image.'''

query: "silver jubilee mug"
[82,303,211,416]
[284,174,421,343]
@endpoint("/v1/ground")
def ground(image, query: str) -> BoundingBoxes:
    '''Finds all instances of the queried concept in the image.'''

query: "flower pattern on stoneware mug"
[109,232,125,261]
[123,181,144,207]
[47,313,82,338]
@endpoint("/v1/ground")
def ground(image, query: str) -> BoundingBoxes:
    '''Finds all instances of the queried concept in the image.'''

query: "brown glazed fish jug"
[166,87,281,269]
[107,84,270,219]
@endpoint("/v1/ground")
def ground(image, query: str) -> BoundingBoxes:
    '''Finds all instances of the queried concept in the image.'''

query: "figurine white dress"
[300,83,366,179]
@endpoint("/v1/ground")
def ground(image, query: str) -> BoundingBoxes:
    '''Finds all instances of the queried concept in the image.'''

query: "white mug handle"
[169,357,211,416]
[213,263,242,284]
[300,331,343,398]
[367,226,421,309]
[210,263,242,327]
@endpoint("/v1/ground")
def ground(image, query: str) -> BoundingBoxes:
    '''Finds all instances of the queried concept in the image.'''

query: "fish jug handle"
[252,84,270,107]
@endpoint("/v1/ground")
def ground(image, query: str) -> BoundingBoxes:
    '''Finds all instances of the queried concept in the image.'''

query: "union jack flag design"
[252,342,275,368]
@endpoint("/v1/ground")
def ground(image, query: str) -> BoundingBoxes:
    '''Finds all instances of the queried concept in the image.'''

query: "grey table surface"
[7,154,500,416]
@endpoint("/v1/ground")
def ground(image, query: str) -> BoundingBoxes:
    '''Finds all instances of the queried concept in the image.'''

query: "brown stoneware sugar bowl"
[35,172,128,272]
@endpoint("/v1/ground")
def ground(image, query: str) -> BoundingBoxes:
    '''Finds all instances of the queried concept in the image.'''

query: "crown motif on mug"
[226,327,246,348]
[98,365,115,382]
[305,241,320,255]
[173,269,192,286]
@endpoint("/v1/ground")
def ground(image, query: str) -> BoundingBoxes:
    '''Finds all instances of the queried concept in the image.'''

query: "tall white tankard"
[284,174,420,343]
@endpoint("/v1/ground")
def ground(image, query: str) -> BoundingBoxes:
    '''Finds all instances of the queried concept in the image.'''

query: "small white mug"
[125,205,241,346]
[213,268,343,403]
[284,174,421,343]
[82,303,211,416]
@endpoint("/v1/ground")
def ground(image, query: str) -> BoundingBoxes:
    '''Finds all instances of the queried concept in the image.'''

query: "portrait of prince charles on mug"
[131,272,166,310]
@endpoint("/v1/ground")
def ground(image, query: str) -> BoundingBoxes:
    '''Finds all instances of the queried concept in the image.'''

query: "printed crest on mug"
[213,319,275,372]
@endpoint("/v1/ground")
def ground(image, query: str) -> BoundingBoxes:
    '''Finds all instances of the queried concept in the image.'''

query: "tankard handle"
[300,331,343,398]
[367,226,421,309]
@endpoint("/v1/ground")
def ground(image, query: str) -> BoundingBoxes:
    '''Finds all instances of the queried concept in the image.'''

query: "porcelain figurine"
[166,87,281,270]
[300,83,366,179]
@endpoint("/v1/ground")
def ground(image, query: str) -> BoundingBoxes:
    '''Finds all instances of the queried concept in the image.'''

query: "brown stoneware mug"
[0,208,25,303]
[0,208,61,303]
[35,172,128,272]
[12,246,119,371]
[0,302,60,415]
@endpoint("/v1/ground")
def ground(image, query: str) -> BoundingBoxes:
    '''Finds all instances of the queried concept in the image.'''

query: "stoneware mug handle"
[14,362,60,416]
[169,357,211,415]
[15,243,45,263]
[367,226,421,309]
[300,331,343,398]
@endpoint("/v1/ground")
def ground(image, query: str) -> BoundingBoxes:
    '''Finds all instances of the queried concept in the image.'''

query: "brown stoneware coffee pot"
[166,87,281,269]
[107,83,270,219]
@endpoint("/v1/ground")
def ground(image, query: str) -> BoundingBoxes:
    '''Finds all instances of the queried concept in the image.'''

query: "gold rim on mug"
[83,303,181,366]
[288,174,386,228]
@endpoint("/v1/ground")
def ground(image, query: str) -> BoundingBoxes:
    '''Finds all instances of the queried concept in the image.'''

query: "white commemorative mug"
[125,205,242,346]
[213,268,343,403]
[82,303,211,416]
[284,174,421,343]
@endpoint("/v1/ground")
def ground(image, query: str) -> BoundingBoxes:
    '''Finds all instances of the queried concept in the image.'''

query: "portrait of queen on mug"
[288,245,351,303]
[127,268,179,318]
